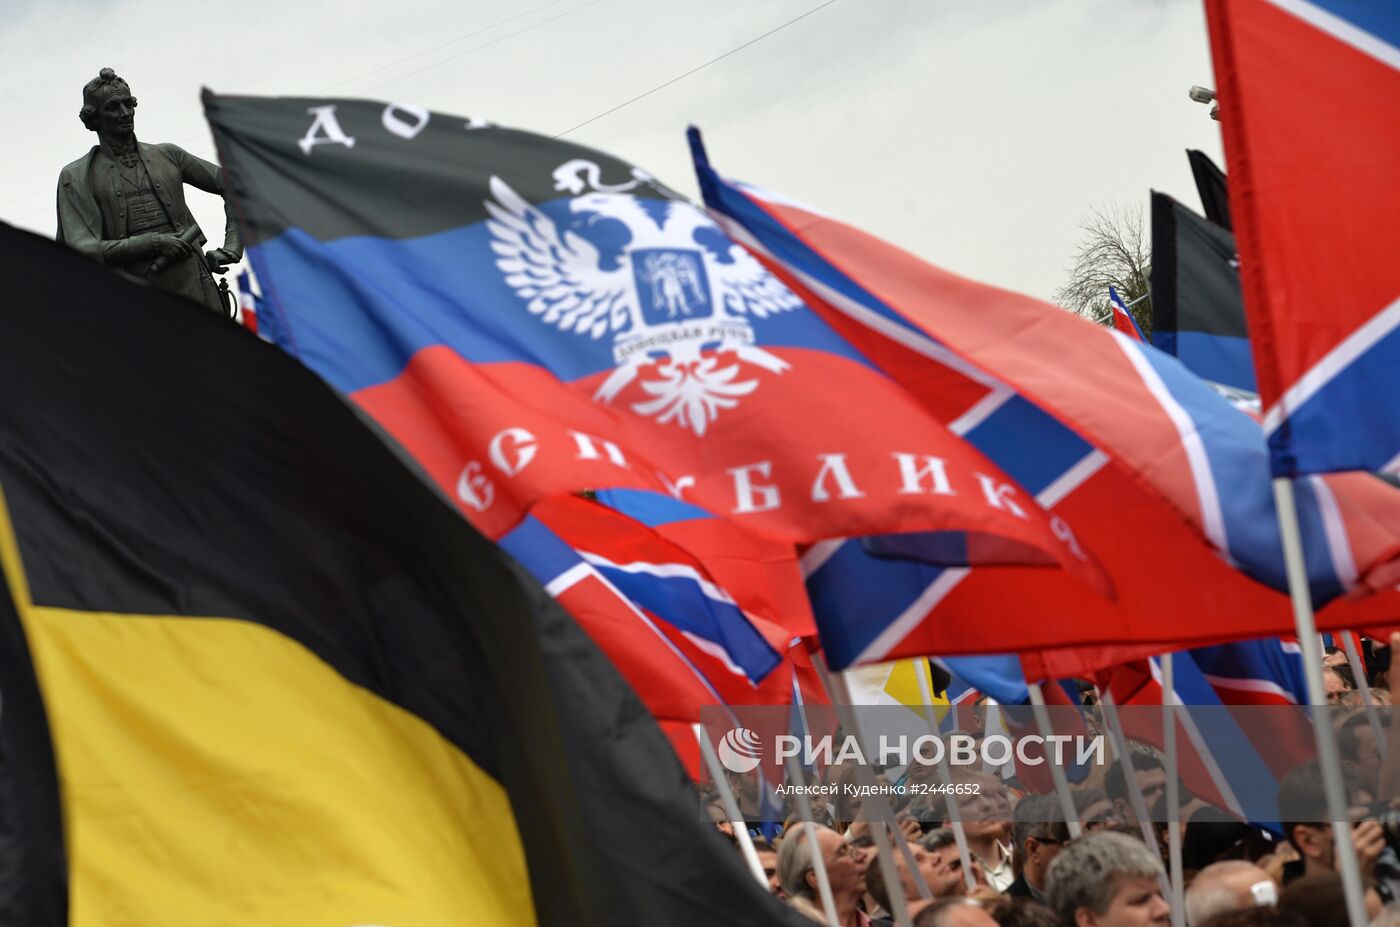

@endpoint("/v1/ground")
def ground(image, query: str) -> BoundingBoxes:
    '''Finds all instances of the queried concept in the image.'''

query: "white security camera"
[1189,85,1217,104]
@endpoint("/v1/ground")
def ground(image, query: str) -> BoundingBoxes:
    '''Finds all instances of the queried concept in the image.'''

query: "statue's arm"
[56,170,160,265]
[165,144,244,263]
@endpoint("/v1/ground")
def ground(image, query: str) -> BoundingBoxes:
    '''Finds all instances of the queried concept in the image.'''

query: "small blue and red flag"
[1107,286,1146,342]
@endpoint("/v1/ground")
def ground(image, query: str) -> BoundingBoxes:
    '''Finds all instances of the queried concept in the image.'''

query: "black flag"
[0,221,804,927]
[1187,149,1232,230]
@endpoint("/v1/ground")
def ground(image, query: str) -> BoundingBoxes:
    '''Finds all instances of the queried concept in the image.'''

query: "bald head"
[1184,861,1274,925]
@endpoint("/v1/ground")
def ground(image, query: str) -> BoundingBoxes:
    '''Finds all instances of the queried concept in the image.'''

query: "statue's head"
[79,68,138,134]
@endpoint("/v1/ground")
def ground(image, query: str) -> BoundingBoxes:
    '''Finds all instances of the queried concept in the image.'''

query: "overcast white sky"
[1,0,1225,302]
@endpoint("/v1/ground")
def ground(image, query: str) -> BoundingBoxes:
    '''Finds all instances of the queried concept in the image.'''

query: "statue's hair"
[79,67,137,131]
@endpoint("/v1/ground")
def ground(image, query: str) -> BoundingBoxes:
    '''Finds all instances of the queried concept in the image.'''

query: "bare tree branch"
[1054,202,1152,337]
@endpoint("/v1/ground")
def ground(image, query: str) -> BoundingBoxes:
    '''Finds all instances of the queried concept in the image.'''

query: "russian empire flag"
[203,93,1109,595]
[0,221,811,926]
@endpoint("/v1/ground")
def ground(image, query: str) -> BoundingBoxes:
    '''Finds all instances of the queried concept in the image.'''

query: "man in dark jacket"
[56,68,241,313]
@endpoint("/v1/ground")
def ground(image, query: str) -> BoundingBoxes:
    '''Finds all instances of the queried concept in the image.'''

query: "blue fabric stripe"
[1158,652,1283,827]
[689,129,936,347]
[1303,0,1400,50]
[1267,320,1400,475]
[1161,331,1257,393]
[1189,639,1308,705]
[502,514,779,683]
[250,200,876,394]
[959,395,1095,491]
[940,655,1028,704]
[805,541,954,669]
[499,515,585,582]
[593,488,715,528]
[1133,344,1344,600]
[588,561,781,684]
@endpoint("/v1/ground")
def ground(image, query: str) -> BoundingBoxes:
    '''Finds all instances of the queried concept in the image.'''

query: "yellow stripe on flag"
[0,487,535,927]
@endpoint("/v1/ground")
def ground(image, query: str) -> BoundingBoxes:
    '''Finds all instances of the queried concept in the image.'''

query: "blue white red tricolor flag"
[1206,0,1400,476]
[686,126,1400,671]
[204,94,1110,605]
[236,270,259,335]
[1107,286,1146,342]
[499,508,797,776]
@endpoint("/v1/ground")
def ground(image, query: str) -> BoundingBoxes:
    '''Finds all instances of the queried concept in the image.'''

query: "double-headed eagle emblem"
[486,159,802,436]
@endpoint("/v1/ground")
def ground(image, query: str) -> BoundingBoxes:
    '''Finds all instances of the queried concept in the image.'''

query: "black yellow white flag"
[0,222,802,927]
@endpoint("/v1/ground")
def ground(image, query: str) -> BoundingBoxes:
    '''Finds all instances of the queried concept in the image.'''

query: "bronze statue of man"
[56,68,242,314]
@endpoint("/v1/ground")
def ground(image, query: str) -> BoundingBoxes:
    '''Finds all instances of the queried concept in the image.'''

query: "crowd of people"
[700,643,1400,927]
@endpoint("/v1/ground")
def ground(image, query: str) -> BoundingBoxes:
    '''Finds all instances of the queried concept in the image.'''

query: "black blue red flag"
[1150,191,1256,394]
[203,93,1108,596]
[1206,0,1400,476]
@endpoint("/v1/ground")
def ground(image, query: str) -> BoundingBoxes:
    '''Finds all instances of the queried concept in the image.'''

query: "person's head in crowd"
[1045,831,1172,927]
[866,837,944,914]
[753,836,783,897]
[922,828,988,897]
[1105,753,1168,824]
[1073,788,1122,833]
[1336,712,1383,791]
[1323,665,1354,704]
[914,897,1001,927]
[1184,860,1277,925]
[1275,761,1372,883]
[1182,807,1274,873]
[1372,904,1400,927]
[1191,907,1305,927]
[778,823,870,920]
[832,764,865,835]
[942,770,1015,889]
[1371,687,1393,706]
[725,766,760,815]
[984,896,1061,927]
[946,769,1013,834]
[1149,789,1206,861]
[706,801,735,841]
[1011,794,1070,897]
[1277,873,1347,927]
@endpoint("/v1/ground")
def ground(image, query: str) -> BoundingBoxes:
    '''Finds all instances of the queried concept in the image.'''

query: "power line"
[315,0,570,94]
[0,0,595,216]
[5,0,837,225]
[353,0,605,96]
[554,0,839,138]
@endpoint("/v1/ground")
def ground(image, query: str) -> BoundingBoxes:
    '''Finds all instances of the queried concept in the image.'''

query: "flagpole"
[913,658,978,891]
[693,723,769,889]
[1099,691,1163,855]
[1342,633,1387,754]
[1026,682,1083,839]
[830,667,933,902]
[811,658,918,927]
[1161,654,1185,927]
[783,752,841,927]
[1273,477,1370,927]
[1100,689,1171,906]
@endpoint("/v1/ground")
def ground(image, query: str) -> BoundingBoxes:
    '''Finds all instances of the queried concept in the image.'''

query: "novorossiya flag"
[1206,0,1400,476]
[687,128,1400,669]
[0,221,809,927]
[202,93,1109,598]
